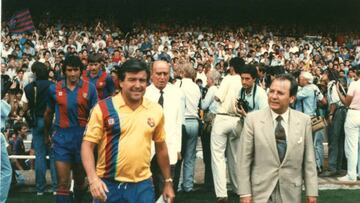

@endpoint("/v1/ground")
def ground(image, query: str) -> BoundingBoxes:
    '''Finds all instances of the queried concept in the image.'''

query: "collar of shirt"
[270,108,290,138]
[61,78,83,89]
[181,78,193,83]
[270,108,290,125]
[244,85,255,97]
[88,70,102,79]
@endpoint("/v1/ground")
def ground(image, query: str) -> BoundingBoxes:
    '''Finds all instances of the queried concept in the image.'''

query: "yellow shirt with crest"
[83,93,166,182]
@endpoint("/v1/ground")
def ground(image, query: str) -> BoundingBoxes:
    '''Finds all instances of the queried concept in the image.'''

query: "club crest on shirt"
[147,117,155,128]
[58,91,63,96]
[107,118,115,126]
[83,93,87,98]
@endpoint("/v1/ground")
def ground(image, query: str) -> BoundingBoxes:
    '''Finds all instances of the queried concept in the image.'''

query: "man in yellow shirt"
[81,59,175,203]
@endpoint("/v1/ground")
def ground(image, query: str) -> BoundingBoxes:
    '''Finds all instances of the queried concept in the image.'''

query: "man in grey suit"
[237,74,318,203]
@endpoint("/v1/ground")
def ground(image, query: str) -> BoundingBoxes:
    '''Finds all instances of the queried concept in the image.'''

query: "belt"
[185,117,198,120]
[216,113,241,117]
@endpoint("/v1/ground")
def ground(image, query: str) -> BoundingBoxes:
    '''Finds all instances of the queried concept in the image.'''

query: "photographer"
[236,64,268,117]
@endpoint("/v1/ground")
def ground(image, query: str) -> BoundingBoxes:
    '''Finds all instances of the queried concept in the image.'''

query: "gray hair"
[207,69,221,85]
[301,71,314,84]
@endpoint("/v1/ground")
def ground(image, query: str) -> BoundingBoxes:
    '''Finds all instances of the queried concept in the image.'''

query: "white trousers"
[211,115,240,197]
[344,109,360,180]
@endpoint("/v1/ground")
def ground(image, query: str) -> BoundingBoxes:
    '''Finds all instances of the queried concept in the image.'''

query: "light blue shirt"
[241,85,268,112]
[201,85,219,114]
[295,84,323,116]
[1,100,11,130]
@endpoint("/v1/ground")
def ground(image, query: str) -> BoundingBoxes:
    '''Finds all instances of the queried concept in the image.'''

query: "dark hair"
[327,69,339,81]
[13,121,26,134]
[88,53,102,63]
[229,57,245,74]
[240,64,258,79]
[272,74,298,97]
[62,55,83,74]
[267,65,285,76]
[32,62,49,80]
[118,59,149,82]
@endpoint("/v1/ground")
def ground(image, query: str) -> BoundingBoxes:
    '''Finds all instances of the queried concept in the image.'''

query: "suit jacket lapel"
[261,108,280,163]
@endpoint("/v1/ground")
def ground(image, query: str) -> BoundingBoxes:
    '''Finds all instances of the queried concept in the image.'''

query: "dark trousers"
[150,156,175,200]
[328,107,347,172]
[200,116,214,189]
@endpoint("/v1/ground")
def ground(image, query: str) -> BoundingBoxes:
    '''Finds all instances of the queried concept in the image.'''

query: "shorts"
[52,127,85,163]
[93,178,155,203]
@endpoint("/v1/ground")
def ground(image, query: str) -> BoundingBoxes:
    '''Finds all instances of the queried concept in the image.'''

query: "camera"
[237,98,250,113]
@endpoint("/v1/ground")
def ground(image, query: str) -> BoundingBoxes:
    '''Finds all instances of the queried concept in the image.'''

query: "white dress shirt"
[145,83,184,165]
[177,78,202,119]
[270,108,290,140]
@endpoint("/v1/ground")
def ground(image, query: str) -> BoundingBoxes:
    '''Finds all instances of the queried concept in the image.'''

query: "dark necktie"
[275,116,286,140]
[158,90,164,108]
[275,115,287,162]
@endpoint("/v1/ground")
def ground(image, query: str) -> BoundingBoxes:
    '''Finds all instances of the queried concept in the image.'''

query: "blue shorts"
[52,127,85,163]
[93,178,155,203]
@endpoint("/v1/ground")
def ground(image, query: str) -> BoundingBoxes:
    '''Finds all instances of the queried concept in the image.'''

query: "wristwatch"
[164,178,173,183]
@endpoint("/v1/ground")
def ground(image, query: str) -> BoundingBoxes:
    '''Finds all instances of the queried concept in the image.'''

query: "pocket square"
[297,137,303,144]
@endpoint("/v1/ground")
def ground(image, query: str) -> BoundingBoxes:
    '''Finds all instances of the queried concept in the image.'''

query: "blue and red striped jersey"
[47,79,98,129]
[82,70,115,100]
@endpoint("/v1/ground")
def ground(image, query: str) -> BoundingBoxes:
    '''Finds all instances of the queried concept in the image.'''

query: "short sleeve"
[153,112,166,143]
[83,104,104,144]
[347,82,355,97]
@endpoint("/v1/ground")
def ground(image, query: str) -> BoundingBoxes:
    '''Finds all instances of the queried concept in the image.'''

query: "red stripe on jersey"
[98,100,112,178]
[77,81,89,127]
[56,81,70,128]
[96,72,107,99]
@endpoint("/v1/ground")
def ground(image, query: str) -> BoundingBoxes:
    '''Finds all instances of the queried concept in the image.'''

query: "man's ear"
[289,95,296,104]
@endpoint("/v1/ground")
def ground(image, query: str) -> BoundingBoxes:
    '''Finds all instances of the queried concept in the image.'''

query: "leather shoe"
[217,197,228,203]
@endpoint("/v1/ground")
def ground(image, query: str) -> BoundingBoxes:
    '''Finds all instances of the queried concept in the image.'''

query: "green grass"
[7,189,360,203]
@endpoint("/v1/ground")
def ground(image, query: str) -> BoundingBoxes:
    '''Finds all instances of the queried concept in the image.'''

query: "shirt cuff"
[240,194,252,198]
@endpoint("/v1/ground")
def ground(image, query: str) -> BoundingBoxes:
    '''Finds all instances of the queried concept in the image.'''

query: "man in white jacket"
[145,60,184,199]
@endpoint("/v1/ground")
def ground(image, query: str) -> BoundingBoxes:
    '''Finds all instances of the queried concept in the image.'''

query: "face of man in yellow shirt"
[120,70,148,104]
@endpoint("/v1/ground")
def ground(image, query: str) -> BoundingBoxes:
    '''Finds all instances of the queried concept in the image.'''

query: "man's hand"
[236,105,247,117]
[240,196,252,203]
[307,196,317,203]
[89,177,109,202]
[162,182,175,203]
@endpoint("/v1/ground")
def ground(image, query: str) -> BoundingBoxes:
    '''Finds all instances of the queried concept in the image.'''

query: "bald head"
[151,60,170,90]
